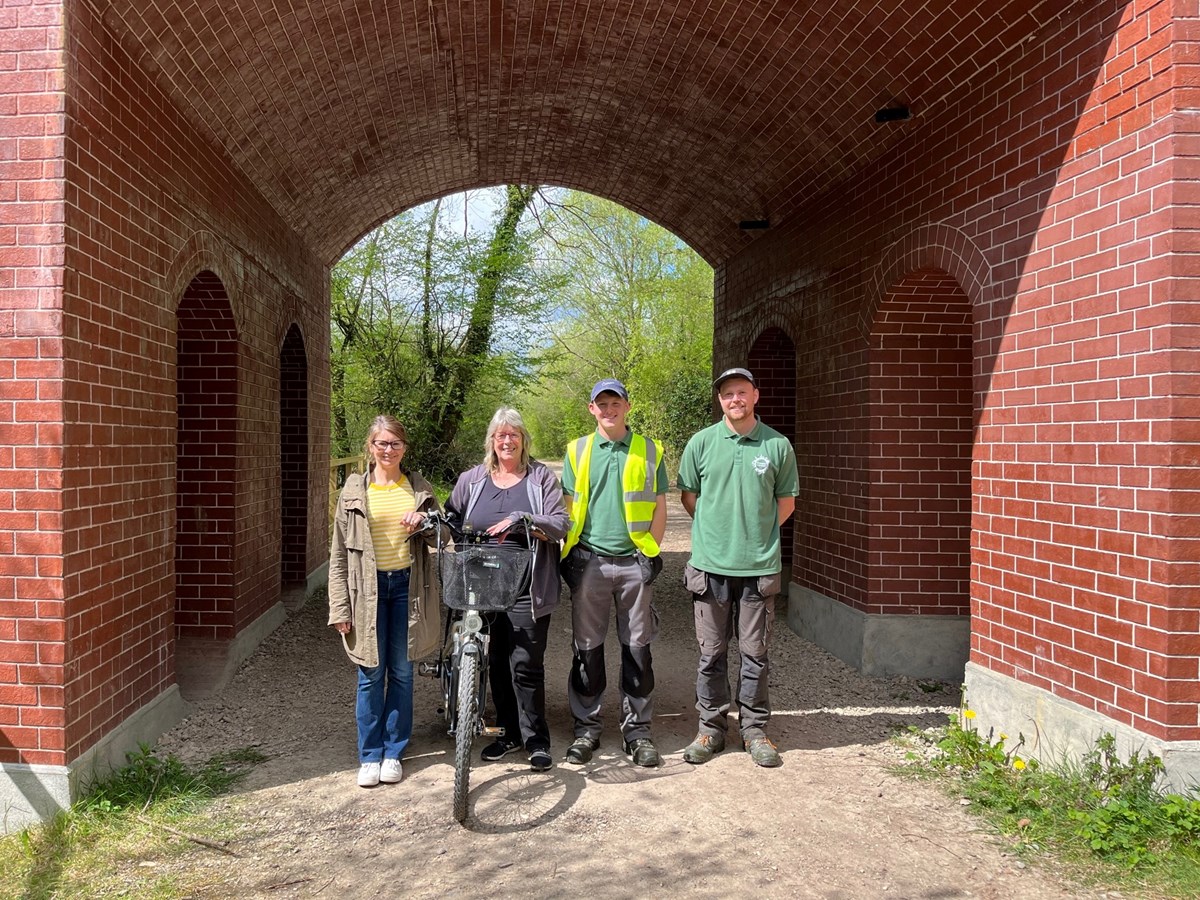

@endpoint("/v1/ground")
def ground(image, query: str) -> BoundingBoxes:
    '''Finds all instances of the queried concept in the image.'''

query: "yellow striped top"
[368,478,417,571]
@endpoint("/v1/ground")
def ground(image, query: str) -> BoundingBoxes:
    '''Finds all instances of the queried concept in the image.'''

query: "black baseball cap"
[713,367,757,391]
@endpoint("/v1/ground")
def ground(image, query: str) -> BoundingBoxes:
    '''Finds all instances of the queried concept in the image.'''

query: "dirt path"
[157,495,1087,899]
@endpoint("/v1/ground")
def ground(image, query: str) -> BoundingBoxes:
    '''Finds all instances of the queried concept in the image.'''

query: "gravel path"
[156,493,1088,899]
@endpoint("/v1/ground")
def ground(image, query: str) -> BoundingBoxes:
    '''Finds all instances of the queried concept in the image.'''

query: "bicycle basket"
[439,541,532,611]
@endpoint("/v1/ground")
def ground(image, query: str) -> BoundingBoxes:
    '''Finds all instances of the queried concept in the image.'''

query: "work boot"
[682,733,726,764]
[565,736,599,765]
[623,737,660,768]
[744,735,782,768]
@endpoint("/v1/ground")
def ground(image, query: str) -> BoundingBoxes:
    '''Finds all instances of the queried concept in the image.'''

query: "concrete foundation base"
[307,560,329,599]
[786,584,969,681]
[0,685,190,834]
[964,662,1200,792]
[176,601,289,700]
[283,561,329,612]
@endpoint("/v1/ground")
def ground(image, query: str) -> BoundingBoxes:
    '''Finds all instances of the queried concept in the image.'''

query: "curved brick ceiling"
[95,1,1050,265]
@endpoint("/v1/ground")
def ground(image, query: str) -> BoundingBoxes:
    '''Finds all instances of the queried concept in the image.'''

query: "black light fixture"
[874,105,911,123]
[738,219,770,230]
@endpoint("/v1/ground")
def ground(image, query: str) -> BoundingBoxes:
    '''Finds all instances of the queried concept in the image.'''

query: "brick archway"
[175,272,238,650]
[8,0,1200,830]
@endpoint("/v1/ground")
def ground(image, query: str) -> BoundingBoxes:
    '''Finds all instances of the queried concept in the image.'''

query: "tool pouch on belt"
[635,550,663,586]
[559,545,590,591]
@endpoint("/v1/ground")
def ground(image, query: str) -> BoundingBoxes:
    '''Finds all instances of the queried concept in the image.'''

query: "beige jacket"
[327,468,443,666]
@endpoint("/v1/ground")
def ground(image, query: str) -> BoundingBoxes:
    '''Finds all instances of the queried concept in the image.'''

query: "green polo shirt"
[562,429,668,557]
[677,418,798,576]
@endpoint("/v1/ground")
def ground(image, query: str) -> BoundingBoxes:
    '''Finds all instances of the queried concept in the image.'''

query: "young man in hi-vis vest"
[560,379,668,767]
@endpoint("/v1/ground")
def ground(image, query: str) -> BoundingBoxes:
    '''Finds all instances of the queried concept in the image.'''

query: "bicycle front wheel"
[453,648,479,823]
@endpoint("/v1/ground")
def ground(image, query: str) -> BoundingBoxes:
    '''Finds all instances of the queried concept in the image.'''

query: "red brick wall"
[279,325,308,587]
[747,327,796,571]
[0,0,66,765]
[0,1,332,765]
[868,272,972,616]
[717,2,1197,740]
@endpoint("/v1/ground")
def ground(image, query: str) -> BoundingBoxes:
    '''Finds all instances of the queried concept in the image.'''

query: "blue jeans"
[356,569,413,763]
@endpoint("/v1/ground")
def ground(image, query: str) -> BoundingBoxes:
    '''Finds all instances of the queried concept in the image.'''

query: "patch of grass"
[0,744,266,900]
[898,703,1200,899]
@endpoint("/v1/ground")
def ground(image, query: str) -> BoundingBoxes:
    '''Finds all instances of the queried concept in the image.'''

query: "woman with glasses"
[446,407,569,772]
[329,415,443,788]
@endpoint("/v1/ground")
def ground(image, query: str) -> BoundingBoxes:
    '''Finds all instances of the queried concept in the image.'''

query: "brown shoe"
[744,735,781,768]
[682,733,726,764]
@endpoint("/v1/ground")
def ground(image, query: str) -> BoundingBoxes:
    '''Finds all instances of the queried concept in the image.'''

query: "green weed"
[899,703,1200,898]
[0,745,265,900]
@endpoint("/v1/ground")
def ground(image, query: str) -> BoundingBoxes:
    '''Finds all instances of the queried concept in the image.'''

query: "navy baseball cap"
[713,367,757,391]
[590,378,629,402]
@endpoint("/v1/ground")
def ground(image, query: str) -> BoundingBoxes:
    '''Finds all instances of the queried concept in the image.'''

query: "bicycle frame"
[418,511,535,822]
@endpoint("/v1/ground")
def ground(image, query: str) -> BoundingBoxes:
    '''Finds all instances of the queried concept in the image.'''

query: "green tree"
[330,186,549,480]
[523,192,714,468]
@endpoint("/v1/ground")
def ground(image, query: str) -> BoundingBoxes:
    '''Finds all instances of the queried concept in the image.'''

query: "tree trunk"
[426,184,536,476]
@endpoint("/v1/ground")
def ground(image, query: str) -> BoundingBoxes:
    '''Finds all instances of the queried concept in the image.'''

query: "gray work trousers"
[692,572,777,739]
[568,552,659,742]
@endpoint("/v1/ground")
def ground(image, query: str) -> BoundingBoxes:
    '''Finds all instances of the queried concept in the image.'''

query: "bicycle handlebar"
[419,510,543,544]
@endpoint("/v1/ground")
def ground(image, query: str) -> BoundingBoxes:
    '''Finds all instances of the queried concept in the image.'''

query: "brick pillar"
[279,325,308,588]
[0,2,66,767]
[748,327,797,571]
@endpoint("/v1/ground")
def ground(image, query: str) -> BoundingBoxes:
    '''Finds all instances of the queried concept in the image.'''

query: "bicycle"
[418,511,536,823]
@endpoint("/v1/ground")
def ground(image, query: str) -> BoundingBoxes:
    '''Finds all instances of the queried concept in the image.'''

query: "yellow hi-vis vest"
[561,431,663,559]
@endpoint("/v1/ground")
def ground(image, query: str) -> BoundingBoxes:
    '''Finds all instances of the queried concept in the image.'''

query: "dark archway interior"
[175,272,238,641]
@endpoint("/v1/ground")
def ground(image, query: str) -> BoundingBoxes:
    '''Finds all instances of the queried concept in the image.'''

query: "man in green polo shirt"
[678,367,798,768]
[560,379,668,768]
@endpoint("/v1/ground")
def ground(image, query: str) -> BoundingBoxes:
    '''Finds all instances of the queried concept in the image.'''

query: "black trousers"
[487,596,552,751]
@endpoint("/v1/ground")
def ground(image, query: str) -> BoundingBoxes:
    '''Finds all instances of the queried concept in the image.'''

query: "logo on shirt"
[752,454,771,476]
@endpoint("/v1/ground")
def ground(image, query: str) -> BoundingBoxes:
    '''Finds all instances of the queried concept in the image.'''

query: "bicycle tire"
[453,648,479,823]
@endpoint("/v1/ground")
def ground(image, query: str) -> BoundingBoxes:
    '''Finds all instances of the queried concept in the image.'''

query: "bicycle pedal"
[482,726,505,736]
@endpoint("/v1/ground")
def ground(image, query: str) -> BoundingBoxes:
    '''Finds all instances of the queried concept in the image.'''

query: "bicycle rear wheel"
[453,648,479,823]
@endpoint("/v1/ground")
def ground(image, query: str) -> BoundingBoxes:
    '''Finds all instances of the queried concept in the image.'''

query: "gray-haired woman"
[446,407,569,771]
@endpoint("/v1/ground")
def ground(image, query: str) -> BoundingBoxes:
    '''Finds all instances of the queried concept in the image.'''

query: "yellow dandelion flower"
[963,709,977,720]
[999,733,1008,740]
[1013,758,1026,771]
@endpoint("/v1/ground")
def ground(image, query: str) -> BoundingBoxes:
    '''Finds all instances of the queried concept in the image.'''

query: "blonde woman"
[329,415,443,788]
[446,407,569,771]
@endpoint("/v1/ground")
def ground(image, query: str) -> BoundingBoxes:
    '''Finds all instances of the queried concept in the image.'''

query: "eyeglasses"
[371,440,405,451]
[493,432,522,444]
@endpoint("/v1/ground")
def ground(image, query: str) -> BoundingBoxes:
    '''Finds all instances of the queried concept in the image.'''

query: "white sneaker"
[357,762,381,787]
[380,758,403,783]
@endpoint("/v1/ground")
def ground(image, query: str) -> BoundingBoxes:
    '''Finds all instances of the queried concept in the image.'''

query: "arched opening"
[747,327,798,574]
[279,325,309,598]
[867,270,972,618]
[175,272,238,645]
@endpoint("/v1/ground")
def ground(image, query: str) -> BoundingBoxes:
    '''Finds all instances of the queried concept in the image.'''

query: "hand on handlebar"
[401,510,429,533]
[485,512,550,541]
[485,512,528,537]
